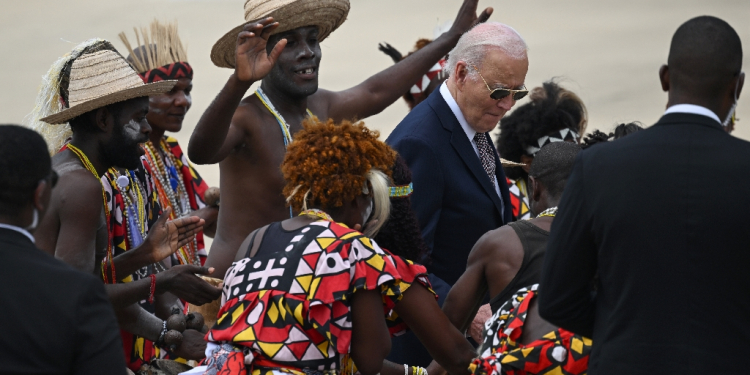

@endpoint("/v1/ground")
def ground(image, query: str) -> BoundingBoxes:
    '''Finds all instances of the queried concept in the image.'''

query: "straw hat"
[41,49,176,124]
[211,0,350,69]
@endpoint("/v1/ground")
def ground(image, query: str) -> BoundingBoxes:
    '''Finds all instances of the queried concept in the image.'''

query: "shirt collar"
[664,104,722,125]
[440,81,477,141]
[0,223,35,244]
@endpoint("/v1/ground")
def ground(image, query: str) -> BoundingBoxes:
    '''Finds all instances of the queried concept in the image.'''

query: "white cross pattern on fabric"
[246,258,285,289]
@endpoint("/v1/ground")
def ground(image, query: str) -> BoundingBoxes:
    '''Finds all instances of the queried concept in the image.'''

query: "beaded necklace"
[143,139,200,266]
[67,144,116,283]
[298,208,334,222]
[256,87,314,218]
[536,206,558,218]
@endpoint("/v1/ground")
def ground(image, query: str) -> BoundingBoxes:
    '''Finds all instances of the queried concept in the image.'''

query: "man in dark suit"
[539,16,746,374]
[386,22,528,366]
[0,125,126,374]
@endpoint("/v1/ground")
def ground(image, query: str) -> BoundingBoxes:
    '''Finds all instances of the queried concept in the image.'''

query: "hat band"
[139,62,193,83]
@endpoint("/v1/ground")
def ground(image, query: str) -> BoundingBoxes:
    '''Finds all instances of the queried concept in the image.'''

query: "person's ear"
[33,181,47,212]
[454,61,469,90]
[530,176,542,203]
[94,107,112,132]
[736,72,745,100]
[659,65,670,92]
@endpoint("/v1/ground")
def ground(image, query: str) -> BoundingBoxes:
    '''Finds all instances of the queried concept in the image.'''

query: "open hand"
[157,265,223,306]
[378,42,403,63]
[143,207,205,264]
[235,17,288,82]
[448,0,493,37]
[171,329,208,360]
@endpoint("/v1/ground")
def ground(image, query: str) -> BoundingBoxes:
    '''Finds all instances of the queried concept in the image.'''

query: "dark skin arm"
[187,19,286,164]
[105,265,222,310]
[350,289,392,375]
[442,226,524,333]
[378,42,403,64]
[320,0,492,121]
[53,170,106,273]
[392,283,476,375]
[192,206,219,238]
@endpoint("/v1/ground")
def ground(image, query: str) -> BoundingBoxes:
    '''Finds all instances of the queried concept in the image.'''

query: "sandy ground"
[1,0,748,249]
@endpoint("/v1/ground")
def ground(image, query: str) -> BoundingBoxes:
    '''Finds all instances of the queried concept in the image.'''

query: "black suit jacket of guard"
[539,113,750,374]
[0,227,126,374]
[387,88,513,286]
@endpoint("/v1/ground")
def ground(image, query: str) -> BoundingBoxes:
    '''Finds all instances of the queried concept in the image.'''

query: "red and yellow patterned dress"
[506,177,531,221]
[469,284,592,375]
[202,220,432,375]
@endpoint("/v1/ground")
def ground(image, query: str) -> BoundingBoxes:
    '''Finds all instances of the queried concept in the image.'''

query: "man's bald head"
[667,16,742,99]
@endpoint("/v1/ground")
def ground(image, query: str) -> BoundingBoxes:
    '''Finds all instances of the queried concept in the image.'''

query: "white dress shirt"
[664,104,722,125]
[440,82,502,197]
[0,223,34,243]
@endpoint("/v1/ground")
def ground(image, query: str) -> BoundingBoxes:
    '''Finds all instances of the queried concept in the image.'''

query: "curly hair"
[373,155,430,263]
[496,80,587,180]
[282,116,396,213]
[582,122,643,149]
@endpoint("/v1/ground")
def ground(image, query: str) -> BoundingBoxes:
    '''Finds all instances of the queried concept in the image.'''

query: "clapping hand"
[235,17,288,82]
[143,207,205,264]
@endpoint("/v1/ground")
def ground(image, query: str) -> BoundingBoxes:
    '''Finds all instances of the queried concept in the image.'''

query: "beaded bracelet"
[148,274,157,303]
[156,320,168,348]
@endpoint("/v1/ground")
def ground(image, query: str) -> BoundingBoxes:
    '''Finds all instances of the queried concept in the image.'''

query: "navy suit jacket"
[387,88,513,286]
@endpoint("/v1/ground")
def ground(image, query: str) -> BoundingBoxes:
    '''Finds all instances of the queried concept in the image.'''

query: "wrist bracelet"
[156,320,167,347]
[148,274,157,303]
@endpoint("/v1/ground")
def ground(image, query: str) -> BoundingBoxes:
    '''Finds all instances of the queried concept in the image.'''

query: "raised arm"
[325,0,492,121]
[188,18,287,164]
[538,155,597,337]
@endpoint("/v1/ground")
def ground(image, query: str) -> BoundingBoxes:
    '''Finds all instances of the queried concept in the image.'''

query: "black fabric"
[248,222,305,258]
[539,113,750,374]
[0,227,126,374]
[489,220,548,313]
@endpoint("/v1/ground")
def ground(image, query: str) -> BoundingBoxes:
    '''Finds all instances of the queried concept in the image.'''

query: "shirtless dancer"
[188,0,493,275]
[29,39,222,360]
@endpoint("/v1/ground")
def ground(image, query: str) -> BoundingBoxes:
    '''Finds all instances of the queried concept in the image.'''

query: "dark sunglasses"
[470,64,529,101]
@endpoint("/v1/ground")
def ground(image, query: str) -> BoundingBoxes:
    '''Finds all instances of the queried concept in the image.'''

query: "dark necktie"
[474,132,497,186]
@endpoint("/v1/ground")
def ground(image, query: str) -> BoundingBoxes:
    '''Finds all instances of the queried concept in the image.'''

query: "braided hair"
[373,155,430,263]
[496,80,587,180]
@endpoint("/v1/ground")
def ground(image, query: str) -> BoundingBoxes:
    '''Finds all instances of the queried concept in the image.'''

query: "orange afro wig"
[282,117,396,212]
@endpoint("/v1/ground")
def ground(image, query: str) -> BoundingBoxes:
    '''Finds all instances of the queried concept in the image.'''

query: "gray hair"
[445,22,528,78]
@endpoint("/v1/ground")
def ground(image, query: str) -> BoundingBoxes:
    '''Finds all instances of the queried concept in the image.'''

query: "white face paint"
[122,119,142,142]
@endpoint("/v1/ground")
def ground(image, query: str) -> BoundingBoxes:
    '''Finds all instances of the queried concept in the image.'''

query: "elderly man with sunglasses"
[385,22,528,366]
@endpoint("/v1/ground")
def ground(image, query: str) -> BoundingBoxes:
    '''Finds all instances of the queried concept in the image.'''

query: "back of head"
[498,80,587,180]
[0,125,51,216]
[445,22,527,74]
[373,155,430,262]
[668,16,742,98]
[282,117,396,236]
[528,142,581,199]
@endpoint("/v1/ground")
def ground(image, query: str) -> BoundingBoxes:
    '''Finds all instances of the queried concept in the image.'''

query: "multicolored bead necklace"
[143,139,200,266]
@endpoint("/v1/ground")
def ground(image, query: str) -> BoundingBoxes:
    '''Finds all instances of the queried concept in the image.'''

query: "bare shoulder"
[468,224,524,268]
[307,88,334,119]
[51,158,103,216]
[234,94,266,131]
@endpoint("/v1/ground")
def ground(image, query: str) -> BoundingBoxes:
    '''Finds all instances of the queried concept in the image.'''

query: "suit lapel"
[427,91,506,217]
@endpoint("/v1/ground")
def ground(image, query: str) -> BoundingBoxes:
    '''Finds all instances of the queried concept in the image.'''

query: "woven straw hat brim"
[211,0,349,69]
[41,80,176,124]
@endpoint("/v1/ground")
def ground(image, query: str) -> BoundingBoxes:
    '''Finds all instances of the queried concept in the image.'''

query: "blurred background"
[1,0,748,234]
